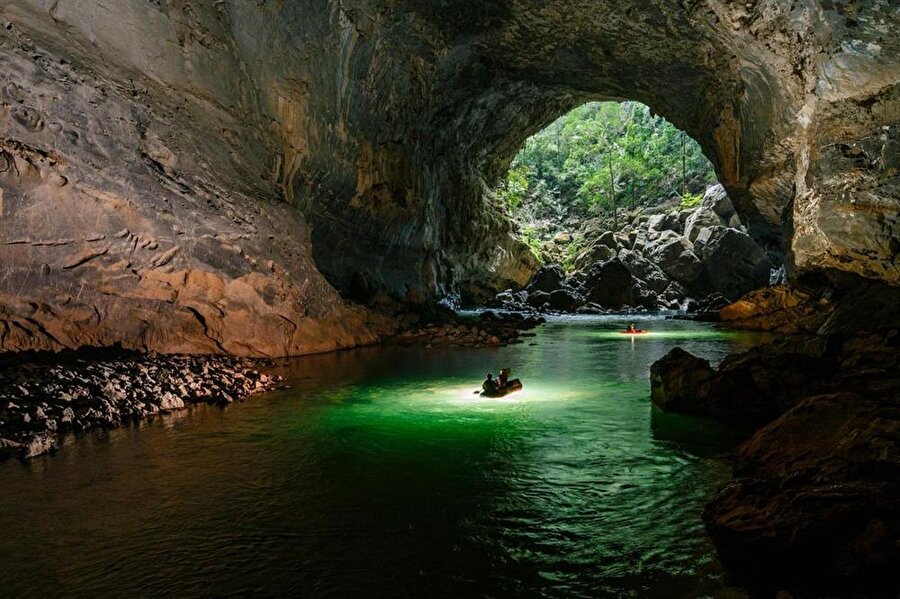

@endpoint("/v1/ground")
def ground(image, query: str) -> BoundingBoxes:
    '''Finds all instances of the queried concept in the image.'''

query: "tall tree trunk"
[608,156,617,232]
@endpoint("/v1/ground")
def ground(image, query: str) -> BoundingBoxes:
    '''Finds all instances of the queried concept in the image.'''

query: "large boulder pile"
[488,185,774,314]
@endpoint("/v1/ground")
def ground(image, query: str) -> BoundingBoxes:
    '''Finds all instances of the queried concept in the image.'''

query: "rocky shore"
[650,283,900,593]
[389,310,545,348]
[0,350,280,461]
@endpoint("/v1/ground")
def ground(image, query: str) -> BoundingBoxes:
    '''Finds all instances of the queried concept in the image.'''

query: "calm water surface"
[0,316,766,597]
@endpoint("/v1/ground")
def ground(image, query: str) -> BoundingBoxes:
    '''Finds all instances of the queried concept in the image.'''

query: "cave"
[0,1,898,596]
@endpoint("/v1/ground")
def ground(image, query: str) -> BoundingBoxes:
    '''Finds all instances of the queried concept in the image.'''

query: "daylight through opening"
[485,101,778,314]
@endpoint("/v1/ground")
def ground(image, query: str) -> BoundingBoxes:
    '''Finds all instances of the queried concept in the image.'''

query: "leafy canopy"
[497,101,716,221]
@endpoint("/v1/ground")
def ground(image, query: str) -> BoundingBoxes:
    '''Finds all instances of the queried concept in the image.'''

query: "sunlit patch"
[351,381,591,412]
[589,329,738,341]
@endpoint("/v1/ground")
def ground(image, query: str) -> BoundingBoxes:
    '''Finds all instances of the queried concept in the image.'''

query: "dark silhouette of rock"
[584,259,636,308]
[651,338,836,420]
[650,348,717,413]
[548,288,582,312]
[704,392,900,594]
[693,226,771,301]
[526,290,551,309]
[526,264,566,294]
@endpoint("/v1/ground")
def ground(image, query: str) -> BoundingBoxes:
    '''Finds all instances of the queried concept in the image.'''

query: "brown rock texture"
[719,284,834,333]
[653,283,900,592]
[705,392,900,593]
[0,1,898,354]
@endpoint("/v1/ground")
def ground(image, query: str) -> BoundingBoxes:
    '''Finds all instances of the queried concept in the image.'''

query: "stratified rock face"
[0,1,898,354]
[0,2,398,356]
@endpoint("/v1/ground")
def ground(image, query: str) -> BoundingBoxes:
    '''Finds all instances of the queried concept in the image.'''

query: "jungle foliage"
[494,101,717,225]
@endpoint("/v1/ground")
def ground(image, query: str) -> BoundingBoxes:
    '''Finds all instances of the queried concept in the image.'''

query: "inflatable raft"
[481,379,523,398]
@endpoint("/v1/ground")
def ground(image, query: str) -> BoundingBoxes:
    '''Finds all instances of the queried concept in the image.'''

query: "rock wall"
[0,1,897,355]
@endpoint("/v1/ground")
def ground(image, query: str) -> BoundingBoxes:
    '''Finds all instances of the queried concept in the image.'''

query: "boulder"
[662,281,687,303]
[688,293,730,316]
[693,226,770,301]
[617,248,671,294]
[526,264,566,293]
[648,212,683,234]
[548,288,582,312]
[526,290,550,308]
[700,183,735,219]
[644,230,703,285]
[704,392,900,592]
[684,203,726,242]
[584,258,636,308]
[646,214,666,231]
[159,392,185,411]
[720,285,834,333]
[650,348,717,413]
[0,437,24,460]
[574,243,616,271]
[651,338,837,420]
[634,286,659,310]
[20,432,58,459]
[576,303,606,315]
[597,230,617,249]
[552,231,573,244]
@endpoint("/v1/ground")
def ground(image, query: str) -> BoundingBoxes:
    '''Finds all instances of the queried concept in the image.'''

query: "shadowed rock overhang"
[0,0,897,356]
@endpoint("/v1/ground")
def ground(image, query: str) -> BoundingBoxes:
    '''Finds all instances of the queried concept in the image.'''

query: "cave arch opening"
[466,100,778,312]
[495,100,720,267]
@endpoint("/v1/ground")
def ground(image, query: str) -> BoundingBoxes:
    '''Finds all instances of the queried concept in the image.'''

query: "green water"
[0,316,765,597]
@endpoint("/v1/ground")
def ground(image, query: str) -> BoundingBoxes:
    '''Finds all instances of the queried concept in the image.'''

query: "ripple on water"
[0,316,764,597]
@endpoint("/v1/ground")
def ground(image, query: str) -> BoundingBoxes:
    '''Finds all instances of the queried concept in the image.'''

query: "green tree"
[501,101,716,226]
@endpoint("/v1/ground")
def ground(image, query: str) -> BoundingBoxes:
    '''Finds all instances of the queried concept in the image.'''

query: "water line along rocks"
[388,310,545,348]
[0,351,280,461]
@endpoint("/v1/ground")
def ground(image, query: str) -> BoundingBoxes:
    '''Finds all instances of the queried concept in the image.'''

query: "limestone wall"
[0,0,897,355]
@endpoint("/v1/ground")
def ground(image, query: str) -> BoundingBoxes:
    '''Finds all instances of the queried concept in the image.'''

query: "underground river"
[0,316,769,597]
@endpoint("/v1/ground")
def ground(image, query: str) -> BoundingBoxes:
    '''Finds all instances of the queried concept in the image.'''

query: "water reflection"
[0,316,765,597]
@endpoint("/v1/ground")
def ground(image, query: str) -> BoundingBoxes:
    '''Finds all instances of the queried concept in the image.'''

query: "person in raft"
[497,368,510,388]
[626,323,637,333]
[483,373,499,394]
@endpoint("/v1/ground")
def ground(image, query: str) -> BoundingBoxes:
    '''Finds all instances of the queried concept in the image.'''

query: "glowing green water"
[0,316,765,597]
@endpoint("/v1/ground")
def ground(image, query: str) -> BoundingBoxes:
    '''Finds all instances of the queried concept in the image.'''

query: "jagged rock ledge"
[650,283,900,593]
[0,349,281,461]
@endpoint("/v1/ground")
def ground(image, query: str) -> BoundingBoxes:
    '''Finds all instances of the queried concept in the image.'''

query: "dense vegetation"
[494,101,717,230]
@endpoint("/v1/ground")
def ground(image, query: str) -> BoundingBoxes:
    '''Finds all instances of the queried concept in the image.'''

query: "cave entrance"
[496,100,717,269]
[483,101,775,313]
